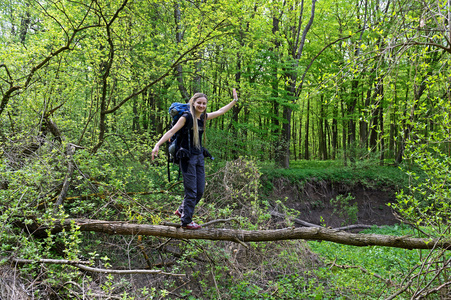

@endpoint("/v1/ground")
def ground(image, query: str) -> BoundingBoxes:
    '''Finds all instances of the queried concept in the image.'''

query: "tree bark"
[271,15,281,164]
[304,96,310,159]
[55,144,77,209]
[174,1,190,102]
[18,218,451,251]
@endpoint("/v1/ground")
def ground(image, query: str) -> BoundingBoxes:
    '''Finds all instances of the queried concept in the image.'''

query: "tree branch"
[16,218,451,251]
[11,258,90,265]
[73,264,185,276]
[10,257,185,277]
[101,19,230,116]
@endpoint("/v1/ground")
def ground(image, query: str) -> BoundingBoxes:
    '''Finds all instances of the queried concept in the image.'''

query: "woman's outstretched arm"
[207,88,239,120]
[151,116,187,161]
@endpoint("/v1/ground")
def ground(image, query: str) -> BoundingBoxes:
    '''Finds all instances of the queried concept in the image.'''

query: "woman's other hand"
[151,145,159,161]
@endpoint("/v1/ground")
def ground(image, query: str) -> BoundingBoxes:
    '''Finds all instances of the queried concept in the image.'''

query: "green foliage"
[1,0,451,298]
[308,225,426,299]
[390,97,451,231]
[387,95,451,297]
[260,160,408,192]
[330,193,358,225]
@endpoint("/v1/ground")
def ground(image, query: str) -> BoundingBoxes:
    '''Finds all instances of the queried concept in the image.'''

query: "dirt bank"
[268,177,399,228]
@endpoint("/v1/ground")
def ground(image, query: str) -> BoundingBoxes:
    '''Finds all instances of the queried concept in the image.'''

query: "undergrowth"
[0,141,436,300]
[260,159,409,194]
[308,225,424,299]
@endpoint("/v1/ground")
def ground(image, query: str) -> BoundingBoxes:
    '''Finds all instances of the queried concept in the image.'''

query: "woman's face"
[193,97,207,114]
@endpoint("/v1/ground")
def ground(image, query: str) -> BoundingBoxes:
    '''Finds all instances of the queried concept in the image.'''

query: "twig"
[232,237,249,249]
[335,224,378,231]
[156,238,173,250]
[210,264,222,300]
[202,218,239,227]
[270,211,321,228]
[161,222,182,227]
[418,280,451,299]
[385,280,413,300]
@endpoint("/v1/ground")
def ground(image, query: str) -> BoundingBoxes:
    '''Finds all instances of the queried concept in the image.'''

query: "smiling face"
[193,96,207,115]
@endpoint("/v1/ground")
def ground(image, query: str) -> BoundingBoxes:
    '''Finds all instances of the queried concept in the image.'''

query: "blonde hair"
[189,93,207,149]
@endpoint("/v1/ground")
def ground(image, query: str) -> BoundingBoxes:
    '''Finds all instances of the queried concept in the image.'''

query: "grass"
[307,224,426,299]
[260,159,409,191]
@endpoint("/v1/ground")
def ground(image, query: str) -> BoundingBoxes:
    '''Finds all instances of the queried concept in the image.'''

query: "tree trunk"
[18,218,451,251]
[348,78,358,162]
[292,116,297,160]
[304,97,310,160]
[279,106,291,167]
[379,98,385,165]
[332,103,338,160]
[369,83,383,152]
[271,15,281,164]
[174,2,190,102]
[341,96,347,166]
[318,97,327,160]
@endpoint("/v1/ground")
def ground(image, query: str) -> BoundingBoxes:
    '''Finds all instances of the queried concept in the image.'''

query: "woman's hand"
[232,88,238,101]
[151,145,159,161]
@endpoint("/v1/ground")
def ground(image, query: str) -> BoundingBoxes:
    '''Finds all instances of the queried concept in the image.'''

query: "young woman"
[152,88,238,229]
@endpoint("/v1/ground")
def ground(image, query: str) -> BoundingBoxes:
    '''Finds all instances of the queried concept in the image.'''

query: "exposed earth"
[269,178,399,229]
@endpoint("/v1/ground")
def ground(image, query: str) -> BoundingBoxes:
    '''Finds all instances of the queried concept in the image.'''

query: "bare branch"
[270,210,321,228]
[0,64,14,84]
[10,257,185,277]
[12,258,90,265]
[73,264,185,276]
[202,218,239,227]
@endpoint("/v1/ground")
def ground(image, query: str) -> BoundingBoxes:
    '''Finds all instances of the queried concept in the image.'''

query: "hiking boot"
[182,221,202,230]
[174,209,182,218]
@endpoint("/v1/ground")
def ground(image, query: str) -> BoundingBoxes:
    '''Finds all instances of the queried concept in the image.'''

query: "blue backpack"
[167,102,192,161]
[166,103,193,181]
[169,102,190,122]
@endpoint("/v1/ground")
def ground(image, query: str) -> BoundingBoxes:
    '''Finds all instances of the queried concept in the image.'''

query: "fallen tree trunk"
[18,218,451,251]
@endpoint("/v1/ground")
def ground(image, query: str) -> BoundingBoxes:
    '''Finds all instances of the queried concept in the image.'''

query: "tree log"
[18,218,451,251]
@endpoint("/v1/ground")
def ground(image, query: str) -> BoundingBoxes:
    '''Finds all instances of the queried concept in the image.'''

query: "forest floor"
[268,178,399,228]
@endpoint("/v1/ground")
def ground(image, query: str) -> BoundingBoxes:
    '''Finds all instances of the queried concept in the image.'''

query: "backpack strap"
[181,112,194,130]
[173,112,192,158]
[179,112,193,148]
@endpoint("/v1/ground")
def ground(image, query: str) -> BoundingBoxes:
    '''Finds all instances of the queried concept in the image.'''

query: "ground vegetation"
[1,0,451,298]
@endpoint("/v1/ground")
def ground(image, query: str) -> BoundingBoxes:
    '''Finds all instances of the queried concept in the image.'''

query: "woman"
[152,88,238,229]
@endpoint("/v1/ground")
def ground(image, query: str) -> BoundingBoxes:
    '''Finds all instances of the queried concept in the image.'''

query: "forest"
[1,0,451,299]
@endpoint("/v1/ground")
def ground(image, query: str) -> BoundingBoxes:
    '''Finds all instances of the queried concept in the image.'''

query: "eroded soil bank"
[267,177,399,228]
